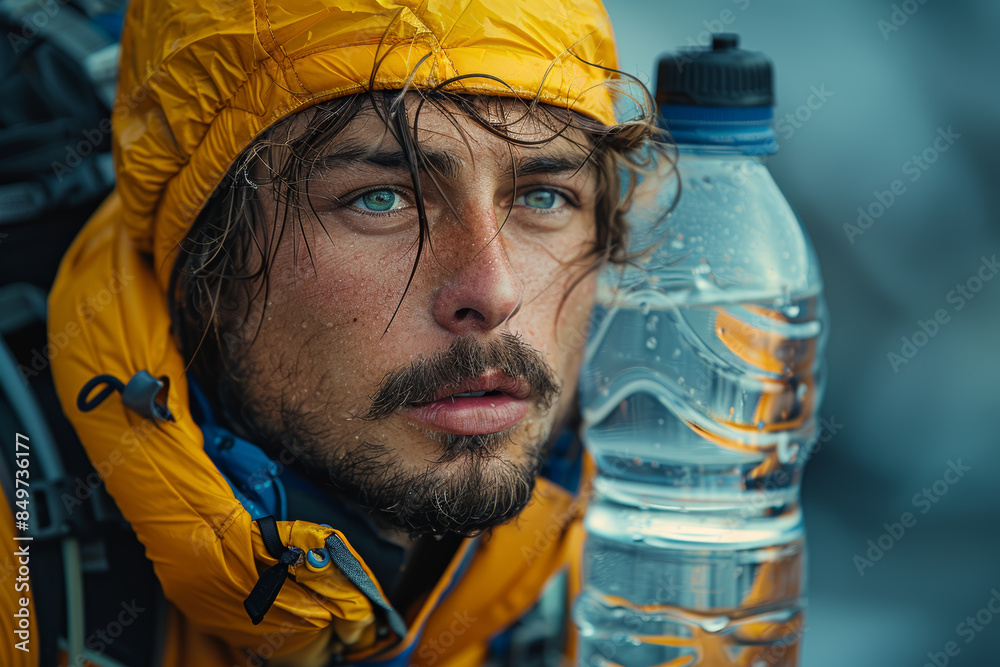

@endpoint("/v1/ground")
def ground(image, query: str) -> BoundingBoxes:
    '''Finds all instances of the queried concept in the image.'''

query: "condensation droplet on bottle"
[776,432,795,464]
[701,616,729,633]
[672,348,682,359]
[646,337,657,350]
[757,420,766,431]
[640,302,651,316]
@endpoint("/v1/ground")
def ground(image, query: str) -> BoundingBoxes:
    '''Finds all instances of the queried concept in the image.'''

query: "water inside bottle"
[581,280,825,511]
[575,279,823,666]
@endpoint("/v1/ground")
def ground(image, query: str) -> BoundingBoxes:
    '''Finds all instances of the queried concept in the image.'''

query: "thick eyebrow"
[313,145,591,181]
[502,155,592,179]
[314,145,462,180]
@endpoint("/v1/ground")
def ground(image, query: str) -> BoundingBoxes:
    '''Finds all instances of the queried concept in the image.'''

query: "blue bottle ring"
[305,548,331,572]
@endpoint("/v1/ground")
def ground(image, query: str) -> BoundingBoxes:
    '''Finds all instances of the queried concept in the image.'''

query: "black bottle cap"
[656,33,774,108]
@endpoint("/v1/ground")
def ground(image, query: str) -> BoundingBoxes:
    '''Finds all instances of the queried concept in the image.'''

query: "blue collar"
[189,379,286,519]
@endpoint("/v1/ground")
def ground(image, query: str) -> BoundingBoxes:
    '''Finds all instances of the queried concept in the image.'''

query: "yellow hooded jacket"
[38,0,619,664]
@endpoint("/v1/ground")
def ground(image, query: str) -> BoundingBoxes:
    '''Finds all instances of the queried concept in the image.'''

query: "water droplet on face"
[645,337,657,349]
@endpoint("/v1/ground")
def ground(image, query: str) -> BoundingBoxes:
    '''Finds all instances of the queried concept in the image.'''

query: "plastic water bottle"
[574,34,828,667]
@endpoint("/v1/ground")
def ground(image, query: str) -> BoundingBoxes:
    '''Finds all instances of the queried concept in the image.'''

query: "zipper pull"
[243,515,302,625]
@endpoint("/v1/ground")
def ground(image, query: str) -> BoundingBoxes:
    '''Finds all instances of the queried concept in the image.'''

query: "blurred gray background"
[603,0,1000,664]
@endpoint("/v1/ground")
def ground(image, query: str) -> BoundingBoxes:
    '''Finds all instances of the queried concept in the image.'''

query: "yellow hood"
[114,0,618,290]
[49,0,615,661]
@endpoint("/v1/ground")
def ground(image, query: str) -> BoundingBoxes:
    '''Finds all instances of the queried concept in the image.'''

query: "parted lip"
[409,370,532,405]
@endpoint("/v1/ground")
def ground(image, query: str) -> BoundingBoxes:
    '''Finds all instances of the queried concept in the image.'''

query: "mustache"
[360,332,561,421]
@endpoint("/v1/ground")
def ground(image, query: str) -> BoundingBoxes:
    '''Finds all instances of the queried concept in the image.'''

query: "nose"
[432,213,523,335]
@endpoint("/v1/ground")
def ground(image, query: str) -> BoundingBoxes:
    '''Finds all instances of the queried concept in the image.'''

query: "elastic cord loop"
[76,370,174,422]
[77,374,126,413]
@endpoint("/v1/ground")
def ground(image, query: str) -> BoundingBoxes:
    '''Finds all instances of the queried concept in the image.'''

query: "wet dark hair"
[169,70,675,393]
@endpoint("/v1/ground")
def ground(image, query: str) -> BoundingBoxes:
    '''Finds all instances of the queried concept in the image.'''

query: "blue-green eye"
[352,189,402,212]
[515,189,567,210]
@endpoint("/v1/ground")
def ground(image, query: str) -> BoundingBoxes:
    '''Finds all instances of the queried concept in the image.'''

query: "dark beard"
[312,434,550,537]
[211,332,561,536]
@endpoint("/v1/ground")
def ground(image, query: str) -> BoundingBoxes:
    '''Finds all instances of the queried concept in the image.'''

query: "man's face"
[223,96,599,536]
